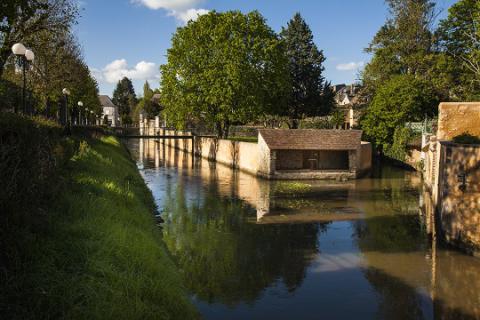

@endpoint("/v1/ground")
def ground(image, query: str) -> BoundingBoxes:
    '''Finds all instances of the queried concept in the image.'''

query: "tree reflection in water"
[162,181,327,306]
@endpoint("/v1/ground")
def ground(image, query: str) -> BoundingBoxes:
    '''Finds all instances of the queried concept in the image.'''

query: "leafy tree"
[2,28,101,117]
[133,81,162,121]
[0,0,78,77]
[279,13,331,128]
[112,77,136,125]
[437,0,480,100]
[361,0,437,98]
[160,10,289,137]
[361,74,437,150]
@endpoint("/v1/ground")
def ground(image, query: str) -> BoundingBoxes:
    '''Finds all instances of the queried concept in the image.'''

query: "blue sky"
[75,0,458,96]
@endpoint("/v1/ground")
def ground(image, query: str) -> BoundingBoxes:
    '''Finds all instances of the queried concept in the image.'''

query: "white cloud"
[336,61,364,71]
[170,8,209,23]
[134,0,203,10]
[90,59,158,84]
[132,0,209,23]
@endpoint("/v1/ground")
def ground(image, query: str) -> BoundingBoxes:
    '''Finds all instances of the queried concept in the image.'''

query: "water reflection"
[126,138,480,320]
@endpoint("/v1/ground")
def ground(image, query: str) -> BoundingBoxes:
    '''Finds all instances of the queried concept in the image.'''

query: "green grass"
[2,135,198,319]
[227,136,258,143]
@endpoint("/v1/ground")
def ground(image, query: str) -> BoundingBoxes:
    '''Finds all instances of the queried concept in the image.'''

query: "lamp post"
[78,101,84,126]
[62,88,70,126]
[85,108,90,125]
[11,43,34,114]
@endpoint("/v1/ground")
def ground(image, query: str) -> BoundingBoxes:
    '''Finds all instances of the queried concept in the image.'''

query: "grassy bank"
[1,122,197,319]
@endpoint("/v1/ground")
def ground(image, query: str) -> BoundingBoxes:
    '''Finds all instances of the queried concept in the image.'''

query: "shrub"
[384,126,415,161]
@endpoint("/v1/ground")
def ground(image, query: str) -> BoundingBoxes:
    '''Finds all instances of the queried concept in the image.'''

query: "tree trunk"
[223,120,230,139]
[290,119,299,129]
[215,121,223,138]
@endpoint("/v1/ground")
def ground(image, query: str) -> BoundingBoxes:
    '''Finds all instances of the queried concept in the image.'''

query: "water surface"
[126,138,480,320]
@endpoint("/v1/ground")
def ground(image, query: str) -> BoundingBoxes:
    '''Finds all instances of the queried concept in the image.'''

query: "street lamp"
[62,88,70,126]
[85,107,90,125]
[90,110,95,126]
[11,43,34,114]
[78,101,84,125]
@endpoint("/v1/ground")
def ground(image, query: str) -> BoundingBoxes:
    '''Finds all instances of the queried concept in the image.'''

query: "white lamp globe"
[62,88,70,95]
[78,101,84,107]
[25,49,34,61]
[12,43,26,56]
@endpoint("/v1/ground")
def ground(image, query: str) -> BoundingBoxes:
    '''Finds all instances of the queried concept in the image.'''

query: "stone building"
[332,83,365,129]
[423,102,480,255]
[99,95,120,127]
[257,129,371,179]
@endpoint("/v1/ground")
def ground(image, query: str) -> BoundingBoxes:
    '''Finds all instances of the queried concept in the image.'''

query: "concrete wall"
[437,102,480,140]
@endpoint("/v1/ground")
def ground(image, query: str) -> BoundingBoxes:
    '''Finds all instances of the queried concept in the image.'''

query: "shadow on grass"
[0,135,198,319]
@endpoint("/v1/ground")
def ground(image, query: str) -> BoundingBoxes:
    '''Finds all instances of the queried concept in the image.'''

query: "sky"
[75,0,458,96]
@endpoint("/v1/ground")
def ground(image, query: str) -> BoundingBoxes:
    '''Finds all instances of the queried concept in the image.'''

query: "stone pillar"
[155,116,160,135]
[139,113,144,135]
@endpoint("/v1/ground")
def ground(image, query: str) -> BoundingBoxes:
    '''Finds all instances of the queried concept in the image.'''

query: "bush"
[452,132,480,144]
[384,126,414,161]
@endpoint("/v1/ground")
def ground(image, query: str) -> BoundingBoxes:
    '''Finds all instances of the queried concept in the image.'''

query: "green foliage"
[133,81,162,122]
[361,0,440,99]
[1,2,100,117]
[361,74,437,149]
[278,13,332,128]
[0,0,78,77]
[299,117,332,129]
[160,10,289,137]
[274,182,312,194]
[0,78,23,111]
[437,0,480,100]
[1,130,197,319]
[452,132,480,145]
[331,109,345,128]
[113,77,137,125]
[384,126,414,161]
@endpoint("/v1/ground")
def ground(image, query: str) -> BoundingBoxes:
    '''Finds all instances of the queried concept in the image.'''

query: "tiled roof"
[259,129,362,150]
[99,95,116,108]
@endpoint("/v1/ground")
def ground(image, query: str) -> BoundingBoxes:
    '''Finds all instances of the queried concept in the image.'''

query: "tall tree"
[279,13,330,128]
[160,10,289,137]
[133,81,161,121]
[362,0,437,98]
[0,0,78,77]
[112,77,136,125]
[437,0,480,100]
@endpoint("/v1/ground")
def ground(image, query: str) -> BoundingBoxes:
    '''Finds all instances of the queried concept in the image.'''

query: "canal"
[126,138,480,320]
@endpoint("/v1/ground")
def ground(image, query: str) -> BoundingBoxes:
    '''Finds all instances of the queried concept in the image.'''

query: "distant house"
[150,93,162,105]
[331,83,365,129]
[257,129,371,180]
[99,95,120,127]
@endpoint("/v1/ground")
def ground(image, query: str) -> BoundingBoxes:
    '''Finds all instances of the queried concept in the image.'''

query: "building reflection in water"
[127,138,480,320]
